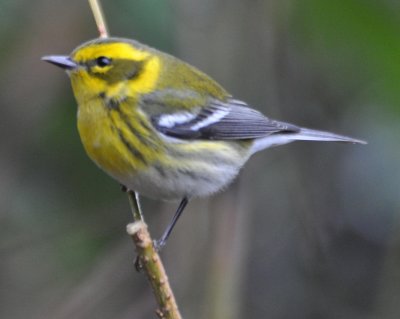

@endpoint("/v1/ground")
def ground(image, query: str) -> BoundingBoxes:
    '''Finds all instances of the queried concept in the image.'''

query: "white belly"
[116,159,243,200]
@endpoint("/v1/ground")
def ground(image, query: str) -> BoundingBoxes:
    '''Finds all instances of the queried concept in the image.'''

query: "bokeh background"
[1,0,399,318]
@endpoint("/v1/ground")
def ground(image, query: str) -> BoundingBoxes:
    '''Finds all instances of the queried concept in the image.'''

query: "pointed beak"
[41,55,77,70]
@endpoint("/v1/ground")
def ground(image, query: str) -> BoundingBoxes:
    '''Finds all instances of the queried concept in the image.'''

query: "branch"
[127,221,182,319]
[126,190,182,318]
[88,0,109,37]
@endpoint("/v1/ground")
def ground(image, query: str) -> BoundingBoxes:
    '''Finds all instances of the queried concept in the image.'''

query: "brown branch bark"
[88,0,109,37]
[127,221,182,319]
[126,190,182,318]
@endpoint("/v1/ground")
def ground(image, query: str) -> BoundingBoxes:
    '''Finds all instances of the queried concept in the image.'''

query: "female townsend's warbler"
[42,37,365,249]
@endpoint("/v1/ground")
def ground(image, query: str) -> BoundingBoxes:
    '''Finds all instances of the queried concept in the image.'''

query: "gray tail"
[292,127,367,144]
[250,126,366,155]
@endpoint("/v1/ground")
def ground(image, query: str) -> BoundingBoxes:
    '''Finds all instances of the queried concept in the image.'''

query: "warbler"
[42,37,365,249]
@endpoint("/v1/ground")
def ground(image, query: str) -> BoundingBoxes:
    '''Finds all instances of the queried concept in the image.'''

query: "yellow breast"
[76,97,162,179]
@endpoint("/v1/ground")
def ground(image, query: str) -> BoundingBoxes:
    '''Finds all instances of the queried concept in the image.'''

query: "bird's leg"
[122,186,146,271]
[123,186,144,222]
[154,197,189,251]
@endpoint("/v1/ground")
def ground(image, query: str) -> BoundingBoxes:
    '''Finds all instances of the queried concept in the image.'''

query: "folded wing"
[152,98,299,140]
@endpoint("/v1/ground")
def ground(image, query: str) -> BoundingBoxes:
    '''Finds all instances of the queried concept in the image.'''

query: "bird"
[42,37,366,250]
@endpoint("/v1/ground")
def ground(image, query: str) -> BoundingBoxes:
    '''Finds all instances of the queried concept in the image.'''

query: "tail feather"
[250,127,366,155]
[292,127,367,144]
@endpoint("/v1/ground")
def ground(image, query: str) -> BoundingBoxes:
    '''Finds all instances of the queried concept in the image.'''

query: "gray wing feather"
[153,98,300,140]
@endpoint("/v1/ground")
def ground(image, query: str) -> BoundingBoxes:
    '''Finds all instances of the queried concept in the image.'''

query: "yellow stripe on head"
[69,38,161,103]
[72,41,150,63]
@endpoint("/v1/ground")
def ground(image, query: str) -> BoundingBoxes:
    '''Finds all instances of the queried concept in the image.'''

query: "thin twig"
[126,191,182,318]
[127,222,182,319]
[88,0,109,37]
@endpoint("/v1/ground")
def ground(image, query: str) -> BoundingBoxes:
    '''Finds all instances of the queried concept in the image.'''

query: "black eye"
[96,56,112,67]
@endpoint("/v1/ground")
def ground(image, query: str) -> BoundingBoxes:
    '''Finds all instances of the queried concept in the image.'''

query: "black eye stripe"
[96,56,112,67]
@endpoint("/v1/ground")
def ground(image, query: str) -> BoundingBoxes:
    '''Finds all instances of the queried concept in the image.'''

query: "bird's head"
[42,37,161,104]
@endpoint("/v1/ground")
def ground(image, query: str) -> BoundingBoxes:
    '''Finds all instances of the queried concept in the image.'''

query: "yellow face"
[68,40,161,105]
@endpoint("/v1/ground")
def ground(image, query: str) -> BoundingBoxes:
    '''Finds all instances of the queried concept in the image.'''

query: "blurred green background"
[1,0,399,318]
